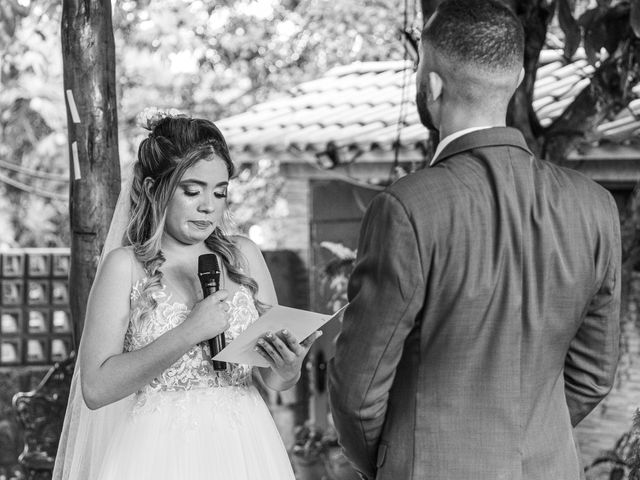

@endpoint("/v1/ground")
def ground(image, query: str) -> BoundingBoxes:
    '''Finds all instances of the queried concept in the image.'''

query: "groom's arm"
[328,192,426,479]
[564,194,621,426]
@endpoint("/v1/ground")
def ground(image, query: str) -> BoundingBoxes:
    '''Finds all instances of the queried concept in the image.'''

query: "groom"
[328,1,621,479]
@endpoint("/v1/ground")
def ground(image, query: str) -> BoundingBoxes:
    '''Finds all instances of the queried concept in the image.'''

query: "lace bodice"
[124,278,258,403]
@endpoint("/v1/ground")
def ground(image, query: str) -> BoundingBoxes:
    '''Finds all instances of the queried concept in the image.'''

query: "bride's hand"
[183,290,230,345]
[255,329,322,383]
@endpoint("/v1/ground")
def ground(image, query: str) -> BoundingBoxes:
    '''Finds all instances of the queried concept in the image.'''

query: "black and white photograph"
[0,0,639,479]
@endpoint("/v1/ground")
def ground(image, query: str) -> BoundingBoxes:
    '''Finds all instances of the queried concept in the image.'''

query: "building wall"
[278,178,310,255]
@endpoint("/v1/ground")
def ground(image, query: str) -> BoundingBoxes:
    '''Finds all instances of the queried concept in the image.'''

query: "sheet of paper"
[213,304,347,367]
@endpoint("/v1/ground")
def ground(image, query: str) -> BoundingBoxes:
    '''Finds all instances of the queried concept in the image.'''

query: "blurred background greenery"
[0,0,409,248]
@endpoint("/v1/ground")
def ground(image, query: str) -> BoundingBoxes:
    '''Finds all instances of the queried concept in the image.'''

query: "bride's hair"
[126,115,265,318]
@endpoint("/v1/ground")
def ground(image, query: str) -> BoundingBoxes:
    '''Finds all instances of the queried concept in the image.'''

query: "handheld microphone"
[198,254,227,371]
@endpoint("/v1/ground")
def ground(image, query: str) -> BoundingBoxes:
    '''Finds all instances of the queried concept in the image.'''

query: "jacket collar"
[430,127,533,167]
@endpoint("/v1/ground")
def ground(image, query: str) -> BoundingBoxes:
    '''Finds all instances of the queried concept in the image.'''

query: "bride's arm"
[80,247,228,410]
[234,236,319,391]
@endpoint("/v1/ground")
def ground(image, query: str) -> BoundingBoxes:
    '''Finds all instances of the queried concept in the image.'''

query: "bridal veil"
[52,161,135,479]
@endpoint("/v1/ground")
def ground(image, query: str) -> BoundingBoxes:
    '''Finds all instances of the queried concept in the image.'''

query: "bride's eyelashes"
[182,188,227,198]
[183,188,200,197]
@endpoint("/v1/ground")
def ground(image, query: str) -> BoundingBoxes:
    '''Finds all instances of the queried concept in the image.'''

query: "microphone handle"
[208,336,226,371]
[203,284,227,371]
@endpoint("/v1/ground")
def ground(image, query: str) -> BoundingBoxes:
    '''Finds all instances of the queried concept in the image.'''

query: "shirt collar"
[429,126,493,166]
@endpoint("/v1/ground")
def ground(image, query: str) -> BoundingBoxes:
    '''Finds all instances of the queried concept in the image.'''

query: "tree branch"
[543,39,640,163]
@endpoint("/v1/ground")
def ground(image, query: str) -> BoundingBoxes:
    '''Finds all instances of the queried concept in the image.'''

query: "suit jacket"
[328,127,621,480]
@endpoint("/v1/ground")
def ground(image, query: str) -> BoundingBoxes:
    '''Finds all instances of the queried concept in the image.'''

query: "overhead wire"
[303,154,385,191]
[0,171,67,201]
[0,158,68,182]
[283,0,422,190]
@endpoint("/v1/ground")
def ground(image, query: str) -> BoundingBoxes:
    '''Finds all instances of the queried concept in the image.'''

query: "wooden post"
[61,0,120,344]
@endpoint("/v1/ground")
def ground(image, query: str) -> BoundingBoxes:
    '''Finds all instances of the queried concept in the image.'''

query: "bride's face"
[163,157,229,245]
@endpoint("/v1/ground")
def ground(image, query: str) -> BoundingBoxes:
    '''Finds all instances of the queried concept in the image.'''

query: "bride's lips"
[189,220,213,229]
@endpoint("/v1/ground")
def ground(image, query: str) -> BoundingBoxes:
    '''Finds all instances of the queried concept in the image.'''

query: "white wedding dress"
[94,278,295,480]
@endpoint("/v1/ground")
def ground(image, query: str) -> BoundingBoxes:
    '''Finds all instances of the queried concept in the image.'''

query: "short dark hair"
[422,0,524,72]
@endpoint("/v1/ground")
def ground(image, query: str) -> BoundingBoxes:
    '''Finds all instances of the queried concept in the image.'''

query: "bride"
[53,112,319,479]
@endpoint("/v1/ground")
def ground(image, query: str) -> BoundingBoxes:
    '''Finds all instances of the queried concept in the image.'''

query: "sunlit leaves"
[113,0,407,134]
[0,0,68,247]
[0,0,29,50]
[0,0,411,246]
[227,159,286,244]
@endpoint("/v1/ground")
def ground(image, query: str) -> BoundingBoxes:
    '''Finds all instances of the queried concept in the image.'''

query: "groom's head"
[416,0,525,131]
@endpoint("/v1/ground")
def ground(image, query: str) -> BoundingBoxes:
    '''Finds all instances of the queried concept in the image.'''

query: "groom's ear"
[428,71,443,103]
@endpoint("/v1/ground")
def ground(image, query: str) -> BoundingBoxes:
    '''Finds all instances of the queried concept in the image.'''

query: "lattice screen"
[0,249,73,365]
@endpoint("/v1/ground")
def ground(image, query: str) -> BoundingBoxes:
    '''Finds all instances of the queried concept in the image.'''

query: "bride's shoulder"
[98,246,137,282]
[102,246,134,267]
[230,235,258,253]
[103,246,147,283]
[229,235,263,272]
[230,235,261,258]
[228,235,276,303]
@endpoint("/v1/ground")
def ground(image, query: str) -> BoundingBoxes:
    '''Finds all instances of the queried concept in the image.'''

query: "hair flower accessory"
[136,107,184,130]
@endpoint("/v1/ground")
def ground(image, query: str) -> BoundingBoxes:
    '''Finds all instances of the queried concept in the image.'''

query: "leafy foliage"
[319,241,356,313]
[114,0,407,146]
[227,159,287,243]
[0,0,68,247]
[420,0,640,159]
[577,1,634,64]
[522,0,640,156]
[0,0,408,248]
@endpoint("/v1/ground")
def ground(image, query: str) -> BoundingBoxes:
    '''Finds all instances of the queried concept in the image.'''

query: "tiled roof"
[217,49,639,161]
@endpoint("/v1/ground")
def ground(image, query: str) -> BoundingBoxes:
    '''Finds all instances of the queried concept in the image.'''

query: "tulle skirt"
[96,385,295,480]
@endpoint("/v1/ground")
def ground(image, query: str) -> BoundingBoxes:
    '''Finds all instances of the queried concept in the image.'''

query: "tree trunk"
[61,0,120,344]
[507,0,556,158]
